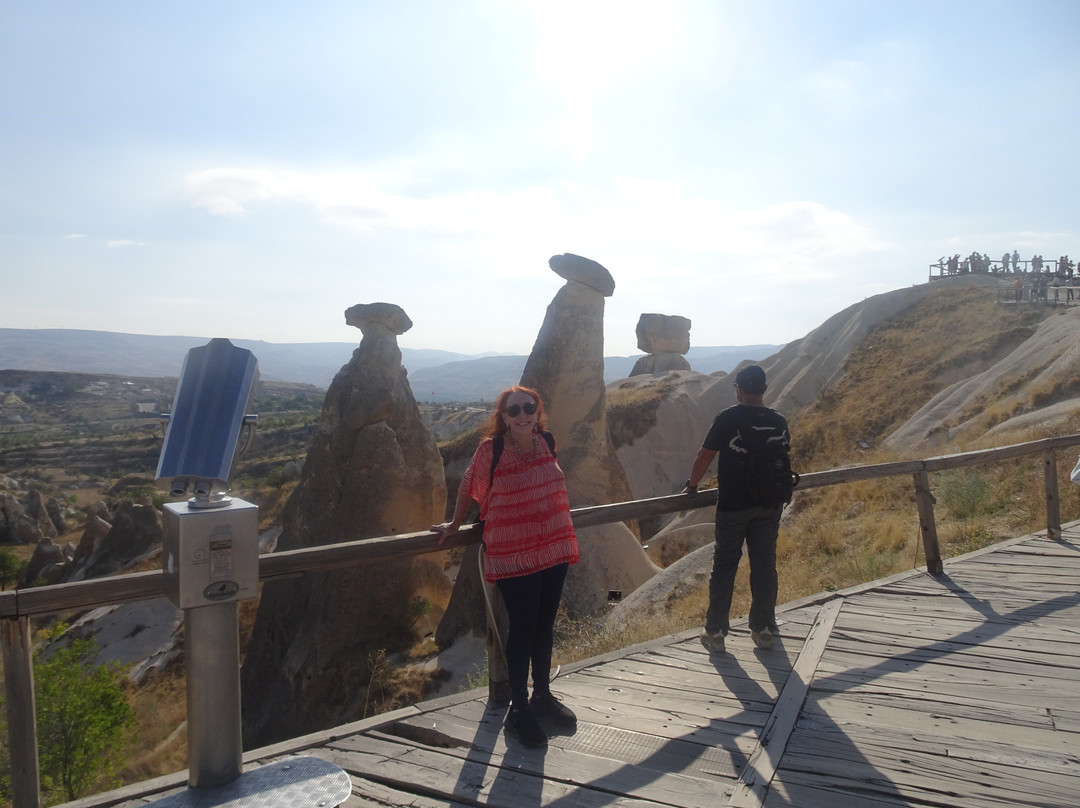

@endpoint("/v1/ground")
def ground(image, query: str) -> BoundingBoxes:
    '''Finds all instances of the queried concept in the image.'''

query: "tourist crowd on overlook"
[933,250,1074,277]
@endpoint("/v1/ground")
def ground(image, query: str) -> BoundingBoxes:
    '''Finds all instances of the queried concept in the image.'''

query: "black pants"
[495,563,569,710]
[706,506,781,636]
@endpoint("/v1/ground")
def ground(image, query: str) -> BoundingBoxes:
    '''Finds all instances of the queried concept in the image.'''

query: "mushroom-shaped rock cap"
[549,253,615,297]
[344,302,413,336]
[636,313,691,355]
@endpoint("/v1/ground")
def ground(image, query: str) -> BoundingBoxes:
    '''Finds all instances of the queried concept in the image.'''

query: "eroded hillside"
[789,282,1061,467]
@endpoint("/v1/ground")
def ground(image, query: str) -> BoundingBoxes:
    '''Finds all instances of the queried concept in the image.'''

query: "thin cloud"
[185,169,297,215]
[106,240,145,248]
[182,166,887,285]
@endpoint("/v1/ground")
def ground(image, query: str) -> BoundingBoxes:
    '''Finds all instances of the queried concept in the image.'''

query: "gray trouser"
[705,505,781,635]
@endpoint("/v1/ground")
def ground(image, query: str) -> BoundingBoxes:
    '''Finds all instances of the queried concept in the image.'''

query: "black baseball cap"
[734,364,767,394]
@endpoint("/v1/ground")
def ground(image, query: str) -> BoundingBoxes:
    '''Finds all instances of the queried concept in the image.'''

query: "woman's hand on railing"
[430,521,460,545]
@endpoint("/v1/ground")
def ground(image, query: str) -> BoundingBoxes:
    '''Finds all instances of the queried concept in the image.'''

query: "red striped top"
[462,435,579,581]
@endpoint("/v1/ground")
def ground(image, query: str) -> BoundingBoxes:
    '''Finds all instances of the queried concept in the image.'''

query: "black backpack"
[736,409,799,507]
[489,431,556,484]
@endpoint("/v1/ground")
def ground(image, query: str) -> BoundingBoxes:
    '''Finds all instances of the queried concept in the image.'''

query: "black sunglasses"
[504,401,538,417]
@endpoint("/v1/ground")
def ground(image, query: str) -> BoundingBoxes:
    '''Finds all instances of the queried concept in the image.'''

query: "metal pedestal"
[186,602,243,787]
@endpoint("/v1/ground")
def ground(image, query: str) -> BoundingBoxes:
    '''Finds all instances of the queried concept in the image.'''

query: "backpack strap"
[488,435,504,487]
[539,430,557,458]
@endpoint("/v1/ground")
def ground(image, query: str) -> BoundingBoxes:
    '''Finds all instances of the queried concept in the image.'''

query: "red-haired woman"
[431,386,579,748]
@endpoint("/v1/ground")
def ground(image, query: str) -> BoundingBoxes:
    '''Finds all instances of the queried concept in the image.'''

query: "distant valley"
[0,328,782,402]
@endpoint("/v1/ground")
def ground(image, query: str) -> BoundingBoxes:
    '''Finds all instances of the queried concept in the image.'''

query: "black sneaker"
[505,706,547,748]
[530,692,577,730]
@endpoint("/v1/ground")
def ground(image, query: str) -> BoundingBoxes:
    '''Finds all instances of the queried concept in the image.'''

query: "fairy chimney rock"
[520,254,659,614]
[241,302,447,748]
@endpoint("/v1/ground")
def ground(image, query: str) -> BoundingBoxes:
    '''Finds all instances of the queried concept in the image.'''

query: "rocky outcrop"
[641,509,714,568]
[240,302,447,749]
[1,488,64,545]
[609,370,733,504]
[606,541,714,628]
[72,514,112,565]
[69,502,161,580]
[520,255,659,615]
[23,538,70,585]
[630,314,692,376]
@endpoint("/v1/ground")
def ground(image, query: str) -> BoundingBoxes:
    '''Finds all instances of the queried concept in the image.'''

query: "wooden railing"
[4,433,1080,807]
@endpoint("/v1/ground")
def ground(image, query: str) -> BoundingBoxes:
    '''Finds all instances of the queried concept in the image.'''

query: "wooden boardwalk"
[70,526,1080,808]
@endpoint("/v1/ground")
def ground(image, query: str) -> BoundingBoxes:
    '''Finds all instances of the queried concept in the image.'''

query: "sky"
[2,1,1078,357]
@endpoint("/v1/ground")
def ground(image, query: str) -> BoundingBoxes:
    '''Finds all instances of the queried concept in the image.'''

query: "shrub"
[34,635,136,804]
[0,547,28,590]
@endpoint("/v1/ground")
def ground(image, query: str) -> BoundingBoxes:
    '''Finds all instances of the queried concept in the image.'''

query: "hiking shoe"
[751,627,774,649]
[505,706,547,748]
[700,629,726,654]
[530,692,577,730]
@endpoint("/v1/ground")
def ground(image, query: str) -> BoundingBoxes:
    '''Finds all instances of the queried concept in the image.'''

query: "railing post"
[913,470,943,574]
[1044,449,1062,540]
[2,615,42,808]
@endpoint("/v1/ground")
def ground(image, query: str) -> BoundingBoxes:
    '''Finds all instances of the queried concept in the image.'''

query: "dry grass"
[792,285,1055,465]
[119,664,188,783]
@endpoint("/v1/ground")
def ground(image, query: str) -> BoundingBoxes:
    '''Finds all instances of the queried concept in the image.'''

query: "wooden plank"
[558,664,775,711]
[312,735,677,808]
[653,635,807,675]
[802,689,1060,731]
[341,776,471,808]
[796,701,1077,758]
[819,643,1080,685]
[811,665,1076,717]
[1048,706,1080,733]
[369,709,737,806]
[779,743,1080,808]
[830,608,1080,654]
[492,678,768,745]
[0,591,15,619]
[728,598,842,807]
[765,779,924,808]
[837,594,1080,625]
[812,659,1076,706]
[571,658,786,706]
[8,569,164,618]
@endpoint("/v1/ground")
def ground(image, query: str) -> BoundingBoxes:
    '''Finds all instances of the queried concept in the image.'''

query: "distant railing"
[995,281,1079,305]
[4,433,1080,808]
[929,260,1077,282]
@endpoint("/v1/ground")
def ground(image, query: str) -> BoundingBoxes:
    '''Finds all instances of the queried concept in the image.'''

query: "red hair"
[487,386,546,437]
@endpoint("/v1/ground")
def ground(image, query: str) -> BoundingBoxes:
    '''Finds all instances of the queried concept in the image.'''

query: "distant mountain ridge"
[0,328,782,400]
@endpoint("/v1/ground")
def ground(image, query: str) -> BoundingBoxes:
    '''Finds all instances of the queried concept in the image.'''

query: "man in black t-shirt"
[682,364,791,655]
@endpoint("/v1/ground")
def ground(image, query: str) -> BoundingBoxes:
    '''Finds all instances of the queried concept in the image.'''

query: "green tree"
[34,636,135,804]
[0,546,28,590]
